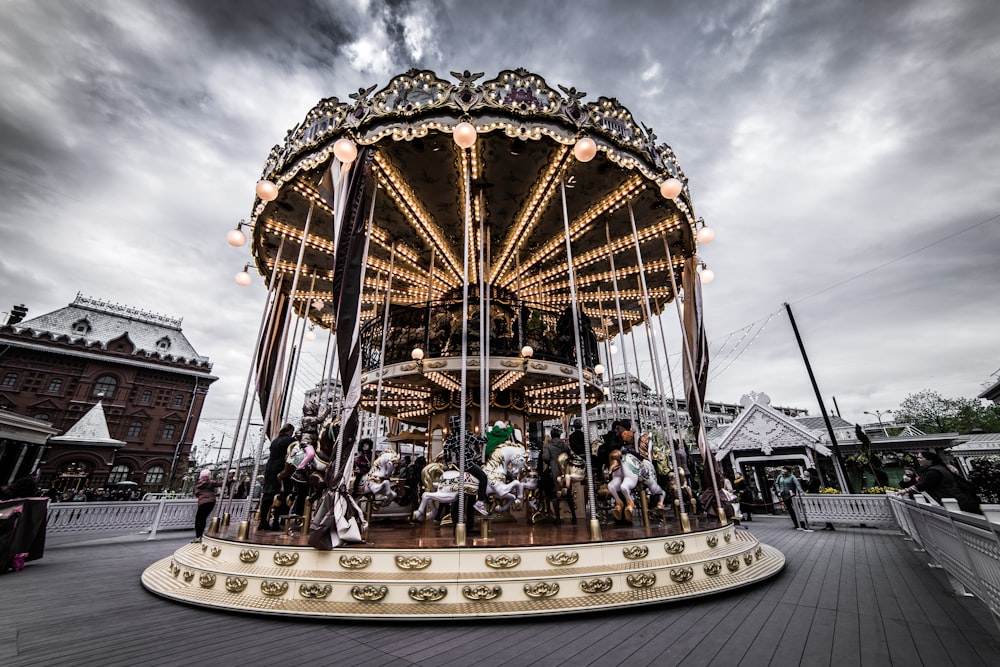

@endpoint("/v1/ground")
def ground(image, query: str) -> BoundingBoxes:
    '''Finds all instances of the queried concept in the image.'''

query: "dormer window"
[72,318,91,335]
[156,336,172,351]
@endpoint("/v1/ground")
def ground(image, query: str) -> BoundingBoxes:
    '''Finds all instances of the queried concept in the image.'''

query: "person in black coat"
[257,423,296,531]
[898,451,981,514]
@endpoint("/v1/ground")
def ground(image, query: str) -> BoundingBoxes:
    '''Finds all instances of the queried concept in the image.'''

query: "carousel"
[142,68,784,619]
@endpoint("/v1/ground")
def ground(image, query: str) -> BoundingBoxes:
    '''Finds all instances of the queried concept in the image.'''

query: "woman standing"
[193,470,221,542]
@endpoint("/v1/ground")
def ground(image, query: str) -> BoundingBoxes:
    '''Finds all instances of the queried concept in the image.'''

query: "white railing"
[887,496,1000,626]
[791,493,897,530]
[46,499,251,540]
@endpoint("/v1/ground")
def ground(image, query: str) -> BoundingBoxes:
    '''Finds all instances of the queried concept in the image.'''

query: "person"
[406,455,425,512]
[485,420,514,460]
[352,439,373,495]
[774,466,804,529]
[542,426,575,523]
[443,414,489,516]
[258,423,295,531]
[900,466,919,488]
[897,451,981,514]
[802,467,834,530]
[569,418,586,457]
[193,470,221,542]
[733,471,753,522]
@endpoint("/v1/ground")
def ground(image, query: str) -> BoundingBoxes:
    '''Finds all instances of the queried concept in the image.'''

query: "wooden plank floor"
[3,515,999,667]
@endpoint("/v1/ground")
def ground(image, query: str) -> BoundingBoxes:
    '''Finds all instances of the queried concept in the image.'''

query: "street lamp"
[864,409,893,437]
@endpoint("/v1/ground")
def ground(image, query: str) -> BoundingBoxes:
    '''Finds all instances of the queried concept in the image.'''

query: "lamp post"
[864,409,893,437]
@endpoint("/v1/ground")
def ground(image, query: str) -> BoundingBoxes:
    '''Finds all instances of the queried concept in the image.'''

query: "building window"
[72,319,91,335]
[173,394,184,408]
[157,336,171,351]
[2,373,16,387]
[126,421,143,438]
[144,465,165,486]
[162,424,176,440]
[92,375,117,399]
[47,378,63,393]
[108,464,130,484]
[139,390,152,404]
[32,413,50,421]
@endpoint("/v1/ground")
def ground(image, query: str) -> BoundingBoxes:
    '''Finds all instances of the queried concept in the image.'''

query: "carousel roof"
[246,68,705,339]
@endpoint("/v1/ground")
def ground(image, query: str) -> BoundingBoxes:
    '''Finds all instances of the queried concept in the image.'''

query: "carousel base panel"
[142,517,785,619]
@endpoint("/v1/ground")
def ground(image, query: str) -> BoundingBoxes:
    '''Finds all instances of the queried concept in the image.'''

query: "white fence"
[791,493,897,529]
[46,499,251,540]
[887,496,1000,626]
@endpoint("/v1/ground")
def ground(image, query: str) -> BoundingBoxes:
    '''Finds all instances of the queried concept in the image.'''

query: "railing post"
[147,498,168,540]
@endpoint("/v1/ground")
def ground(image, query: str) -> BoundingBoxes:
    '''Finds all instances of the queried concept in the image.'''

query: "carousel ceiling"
[248,68,703,339]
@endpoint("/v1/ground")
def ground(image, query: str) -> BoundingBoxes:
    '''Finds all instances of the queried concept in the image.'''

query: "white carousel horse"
[412,469,464,522]
[607,450,667,522]
[362,449,399,507]
[483,444,527,513]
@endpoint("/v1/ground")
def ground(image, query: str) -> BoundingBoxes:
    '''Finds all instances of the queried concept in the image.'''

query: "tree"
[896,390,1000,434]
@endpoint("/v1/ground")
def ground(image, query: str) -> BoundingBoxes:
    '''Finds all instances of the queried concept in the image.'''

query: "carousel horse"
[412,469,465,522]
[607,450,667,522]
[544,451,586,522]
[483,444,528,513]
[361,449,400,508]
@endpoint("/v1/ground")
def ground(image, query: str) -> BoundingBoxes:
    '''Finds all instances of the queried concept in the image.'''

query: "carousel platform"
[141,510,784,620]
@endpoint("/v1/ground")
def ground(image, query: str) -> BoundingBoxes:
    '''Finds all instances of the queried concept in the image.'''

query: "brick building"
[0,295,216,492]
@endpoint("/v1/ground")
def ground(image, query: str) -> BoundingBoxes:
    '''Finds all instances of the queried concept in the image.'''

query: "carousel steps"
[142,524,784,619]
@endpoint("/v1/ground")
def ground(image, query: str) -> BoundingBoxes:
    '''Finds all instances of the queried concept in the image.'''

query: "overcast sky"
[2,0,999,450]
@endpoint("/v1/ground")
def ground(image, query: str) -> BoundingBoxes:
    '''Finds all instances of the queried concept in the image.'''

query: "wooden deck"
[3,515,999,666]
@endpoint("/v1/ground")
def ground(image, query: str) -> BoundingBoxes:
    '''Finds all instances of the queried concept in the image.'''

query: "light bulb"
[659,178,683,200]
[304,327,317,341]
[697,226,715,244]
[594,364,605,375]
[453,121,478,149]
[411,348,424,361]
[521,345,534,358]
[226,227,246,247]
[573,137,597,162]
[609,344,618,355]
[333,138,358,163]
[700,268,715,284]
[235,266,252,286]
[255,180,278,202]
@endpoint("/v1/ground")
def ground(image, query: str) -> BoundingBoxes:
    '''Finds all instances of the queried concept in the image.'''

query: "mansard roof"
[709,392,831,461]
[9,294,210,367]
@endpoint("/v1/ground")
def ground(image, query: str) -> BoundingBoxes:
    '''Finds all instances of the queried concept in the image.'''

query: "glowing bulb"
[659,178,683,200]
[603,387,610,396]
[610,344,618,355]
[594,364,605,375]
[700,268,715,284]
[697,226,715,244]
[521,345,534,358]
[333,138,358,163]
[411,348,424,361]
[255,180,278,202]
[453,121,477,149]
[573,137,597,162]
[304,327,317,341]
[226,227,246,247]
[235,265,252,286]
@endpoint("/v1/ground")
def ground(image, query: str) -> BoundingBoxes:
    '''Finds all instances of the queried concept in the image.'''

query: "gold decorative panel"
[726,557,741,572]
[182,570,194,583]
[239,549,259,564]
[546,551,579,566]
[724,531,732,543]
[339,555,372,570]
[261,580,289,597]
[199,573,216,588]
[580,577,613,594]
[703,561,722,576]
[485,554,521,569]
[669,567,694,583]
[396,555,431,570]
[744,552,754,566]
[524,582,560,598]
[352,585,388,601]
[706,535,718,548]
[168,561,180,577]
[408,586,447,602]
[463,585,502,601]
[273,552,300,567]
[664,540,685,555]
[623,545,649,560]
[225,577,248,593]
[300,583,333,599]
[211,547,221,557]
[627,572,656,589]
